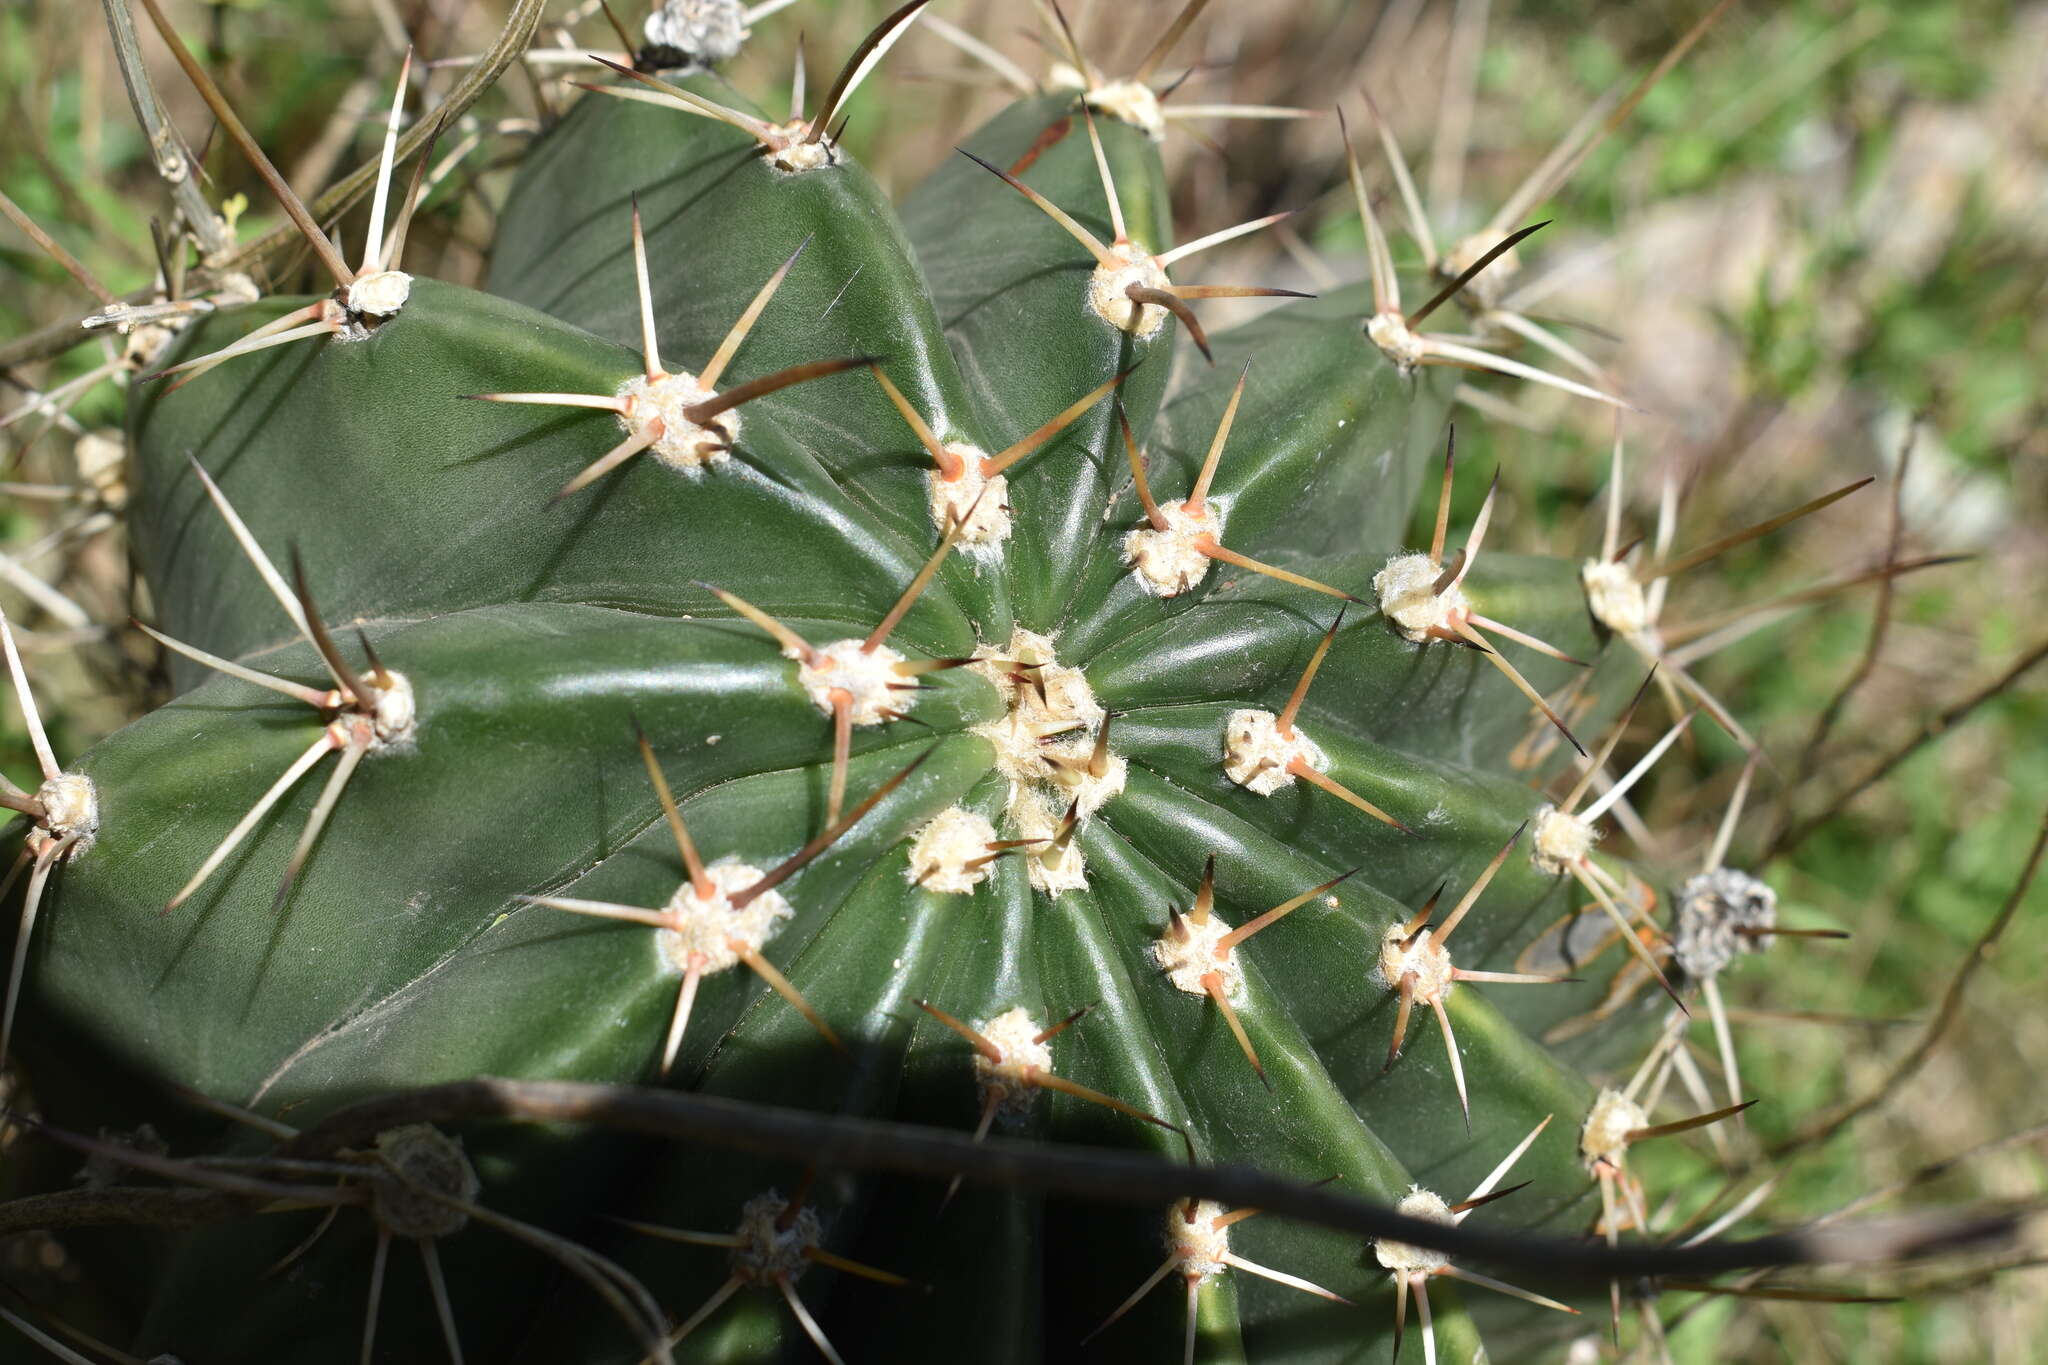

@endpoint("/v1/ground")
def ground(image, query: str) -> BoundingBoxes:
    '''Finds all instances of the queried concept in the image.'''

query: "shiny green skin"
[17,78,1653,1365]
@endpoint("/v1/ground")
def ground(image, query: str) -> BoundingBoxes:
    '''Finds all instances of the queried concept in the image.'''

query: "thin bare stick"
[1442,467,1497,596]
[1421,338,1631,410]
[1770,637,2048,861]
[152,314,336,386]
[1115,402,1168,531]
[1560,666,1661,813]
[1083,1257,1178,1347]
[916,999,1003,1064]
[260,1080,2031,1281]
[427,1194,673,1365]
[805,1245,918,1287]
[188,457,310,639]
[922,16,1036,95]
[1439,1263,1578,1315]
[1432,996,1470,1128]
[1163,104,1317,124]
[1167,284,1313,301]
[1627,1100,1757,1144]
[1358,91,1436,268]
[1704,755,1758,875]
[1580,711,1694,824]
[419,1238,465,1365]
[0,1302,114,1365]
[826,693,852,827]
[360,1227,390,1365]
[1491,0,1738,231]
[1132,0,1213,82]
[1035,0,1093,85]
[1470,615,1582,666]
[518,896,679,930]
[1204,973,1266,1088]
[1385,976,1415,1070]
[0,191,117,306]
[583,58,775,142]
[99,0,233,259]
[630,198,661,381]
[1796,423,1916,767]
[1337,105,1398,316]
[1032,1072,1183,1136]
[1574,863,1683,1010]
[866,497,976,651]
[1661,555,1968,651]
[1771,811,2048,1156]
[466,391,629,413]
[133,0,353,286]
[0,842,66,1067]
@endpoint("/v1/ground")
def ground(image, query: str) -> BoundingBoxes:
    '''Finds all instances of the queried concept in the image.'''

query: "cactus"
[0,3,2012,1365]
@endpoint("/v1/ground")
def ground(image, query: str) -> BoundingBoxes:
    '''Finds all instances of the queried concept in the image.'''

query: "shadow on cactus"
[0,3,2013,1364]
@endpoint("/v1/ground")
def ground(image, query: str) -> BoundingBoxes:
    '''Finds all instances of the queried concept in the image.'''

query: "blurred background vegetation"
[1,1,2043,1360]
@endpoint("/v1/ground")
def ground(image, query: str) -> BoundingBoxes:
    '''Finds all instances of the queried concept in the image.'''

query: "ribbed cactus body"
[18,54,1671,1365]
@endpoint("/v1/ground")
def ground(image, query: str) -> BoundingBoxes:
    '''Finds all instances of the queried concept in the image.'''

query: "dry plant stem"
[0,1185,251,1236]
[1768,638,2048,860]
[1768,810,2048,1158]
[99,0,234,261]
[133,0,354,287]
[0,0,546,373]
[0,192,116,306]
[1816,1122,2048,1228]
[1791,421,1916,775]
[264,1078,2021,1280]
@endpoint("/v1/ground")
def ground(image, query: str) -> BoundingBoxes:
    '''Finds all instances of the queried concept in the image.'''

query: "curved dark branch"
[0,1185,247,1236]
[283,1077,2018,1283]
